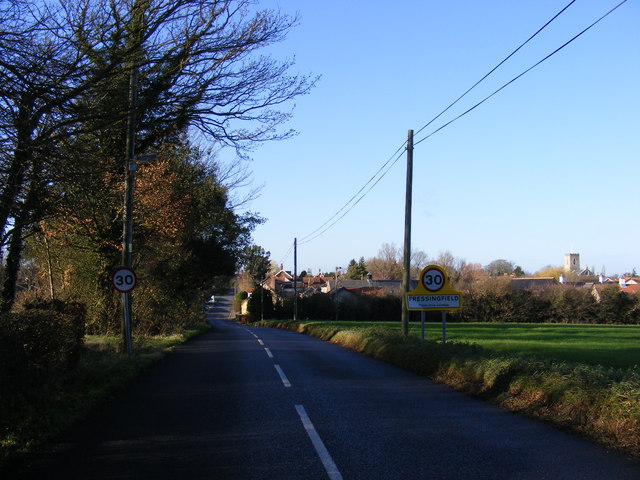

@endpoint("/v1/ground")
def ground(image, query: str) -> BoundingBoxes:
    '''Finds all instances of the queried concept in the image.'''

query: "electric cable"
[414,0,628,148]
[298,147,406,246]
[293,0,627,250]
[277,241,295,267]
[296,0,578,247]
[414,0,577,138]
[297,141,407,244]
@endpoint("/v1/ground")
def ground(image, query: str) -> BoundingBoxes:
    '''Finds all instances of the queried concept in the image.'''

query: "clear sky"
[228,0,639,276]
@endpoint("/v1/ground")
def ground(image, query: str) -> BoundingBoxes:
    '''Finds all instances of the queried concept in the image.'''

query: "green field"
[301,321,640,369]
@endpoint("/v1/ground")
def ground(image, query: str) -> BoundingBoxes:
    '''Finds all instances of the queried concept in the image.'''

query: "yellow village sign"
[406,265,463,311]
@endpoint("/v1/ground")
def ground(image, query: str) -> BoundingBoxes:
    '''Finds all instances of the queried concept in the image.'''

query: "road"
[19,292,640,479]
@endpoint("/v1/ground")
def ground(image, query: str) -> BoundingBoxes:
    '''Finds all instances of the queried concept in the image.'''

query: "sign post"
[405,265,462,343]
[113,267,137,354]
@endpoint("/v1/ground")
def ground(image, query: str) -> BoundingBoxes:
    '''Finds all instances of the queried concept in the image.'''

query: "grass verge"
[250,319,640,457]
[0,324,210,469]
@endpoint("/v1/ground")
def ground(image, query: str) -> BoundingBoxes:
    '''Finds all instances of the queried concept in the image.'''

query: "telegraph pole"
[293,237,298,321]
[401,129,414,336]
[121,66,138,355]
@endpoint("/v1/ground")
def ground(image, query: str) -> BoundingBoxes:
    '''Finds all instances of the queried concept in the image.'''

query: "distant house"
[510,277,556,291]
[591,278,640,302]
[324,279,417,295]
[263,268,296,297]
[328,287,361,307]
[302,275,330,291]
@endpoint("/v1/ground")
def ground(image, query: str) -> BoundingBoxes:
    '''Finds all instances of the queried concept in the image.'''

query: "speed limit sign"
[112,266,137,293]
[421,266,445,292]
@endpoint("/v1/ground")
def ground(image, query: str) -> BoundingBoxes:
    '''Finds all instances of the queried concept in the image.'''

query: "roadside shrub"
[297,293,334,321]
[233,290,248,314]
[597,286,639,324]
[246,286,275,321]
[367,295,402,321]
[0,303,86,395]
[543,286,596,324]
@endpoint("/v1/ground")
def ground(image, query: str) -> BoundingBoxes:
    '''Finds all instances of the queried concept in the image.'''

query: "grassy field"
[297,321,640,369]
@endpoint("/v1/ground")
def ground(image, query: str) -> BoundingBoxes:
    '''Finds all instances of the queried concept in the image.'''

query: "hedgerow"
[246,283,640,324]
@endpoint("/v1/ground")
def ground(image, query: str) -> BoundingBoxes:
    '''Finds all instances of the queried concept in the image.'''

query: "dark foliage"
[0,301,86,432]
[247,283,640,325]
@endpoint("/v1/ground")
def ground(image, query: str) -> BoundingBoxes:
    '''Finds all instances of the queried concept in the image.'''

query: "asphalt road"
[19,293,640,479]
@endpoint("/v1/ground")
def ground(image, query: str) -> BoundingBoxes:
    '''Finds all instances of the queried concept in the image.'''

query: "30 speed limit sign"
[112,266,137,293]
[421,266,445,292]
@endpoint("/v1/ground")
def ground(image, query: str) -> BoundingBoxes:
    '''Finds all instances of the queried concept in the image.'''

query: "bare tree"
[0,0,316,310]
[367,242,403,280]
[410,248,429,278]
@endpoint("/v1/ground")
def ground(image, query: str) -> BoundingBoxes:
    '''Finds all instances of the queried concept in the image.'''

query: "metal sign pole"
[123,292,133,355]
[421,311,425,344]
[442,311,447,343]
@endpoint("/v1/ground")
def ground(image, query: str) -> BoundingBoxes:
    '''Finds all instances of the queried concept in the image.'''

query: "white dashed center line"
[274,364,291,387]
[295,405,343,480]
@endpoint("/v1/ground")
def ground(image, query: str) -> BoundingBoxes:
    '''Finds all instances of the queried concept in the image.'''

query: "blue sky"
[229,0,639,276]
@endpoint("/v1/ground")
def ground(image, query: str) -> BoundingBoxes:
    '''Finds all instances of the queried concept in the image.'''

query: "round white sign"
[421,267,445,292]
[112,266,137,293]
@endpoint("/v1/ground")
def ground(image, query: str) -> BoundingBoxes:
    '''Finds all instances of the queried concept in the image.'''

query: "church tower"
[564,253,580,273]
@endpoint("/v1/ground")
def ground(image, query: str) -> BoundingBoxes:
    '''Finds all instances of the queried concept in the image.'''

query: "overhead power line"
[295,0,627,248]
[297,142,407,245]
[414,0,628,147]
[414,0,577,138]
[298,147,407,246]
[277,241,295,267]
[296,0,577,246]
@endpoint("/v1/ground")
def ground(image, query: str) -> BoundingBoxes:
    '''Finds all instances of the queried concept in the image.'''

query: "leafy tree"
[358,257,368,278]
[346,257,367,280]
[240,244,271,286]
[27,138,260,332]
[246,285,274,321]
[535,265,564,278]
[486,259,515,276]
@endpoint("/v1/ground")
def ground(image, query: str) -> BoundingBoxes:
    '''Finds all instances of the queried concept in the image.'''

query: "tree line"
[246,279,640,326]
[239,244,639,325]
[0,0,314,333]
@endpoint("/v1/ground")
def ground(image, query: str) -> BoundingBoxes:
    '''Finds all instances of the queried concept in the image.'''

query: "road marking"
[274,364,291,387]
[295,405,343,480]
[265,348,274,358]
[257,339,264,346]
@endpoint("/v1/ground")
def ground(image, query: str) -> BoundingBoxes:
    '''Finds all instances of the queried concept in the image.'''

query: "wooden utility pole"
[121,66,138,356]
[401,129,414,336]
[293,238,298,321]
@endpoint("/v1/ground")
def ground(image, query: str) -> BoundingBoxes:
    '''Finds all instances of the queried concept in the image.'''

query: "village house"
[591,277,640,302]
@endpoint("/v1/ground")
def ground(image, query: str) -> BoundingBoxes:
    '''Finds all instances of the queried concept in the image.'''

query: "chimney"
[559,274,565,285]
[620,277,627,288]
[598,274,605,284]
